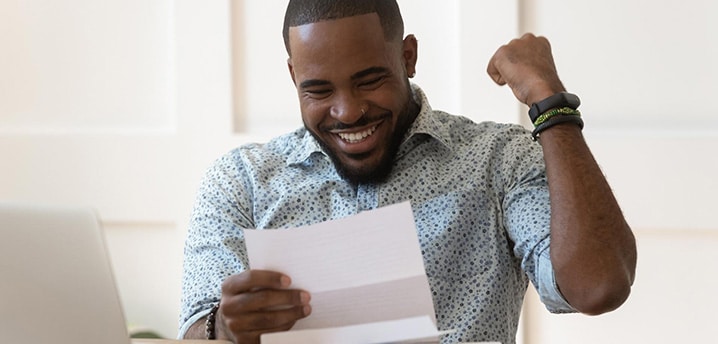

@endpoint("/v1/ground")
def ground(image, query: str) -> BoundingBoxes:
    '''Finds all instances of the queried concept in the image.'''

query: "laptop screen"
[0,203,131,344]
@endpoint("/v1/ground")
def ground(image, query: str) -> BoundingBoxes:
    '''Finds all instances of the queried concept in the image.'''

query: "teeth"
[337,126,377,143]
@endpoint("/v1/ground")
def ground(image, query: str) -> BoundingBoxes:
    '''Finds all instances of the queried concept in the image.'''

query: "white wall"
[0,0,238,337]
[519,1,718,343]
[1,0,716,341]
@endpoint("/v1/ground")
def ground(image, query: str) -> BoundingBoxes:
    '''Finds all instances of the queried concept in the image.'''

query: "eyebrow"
[298,66,391,90]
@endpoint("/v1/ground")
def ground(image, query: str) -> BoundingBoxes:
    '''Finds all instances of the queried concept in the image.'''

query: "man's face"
[287,13,418,184]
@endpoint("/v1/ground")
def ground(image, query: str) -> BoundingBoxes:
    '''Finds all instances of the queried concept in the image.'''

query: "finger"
[487,65,506,85]
[486,48,507,86]
[225,304,312,334]
[221,270,291,294]
[525,33,551,50]
[520,32,537,40]
[223,289,311,315]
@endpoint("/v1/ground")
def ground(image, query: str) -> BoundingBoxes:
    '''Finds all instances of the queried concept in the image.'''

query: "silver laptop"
[0,203,131,344]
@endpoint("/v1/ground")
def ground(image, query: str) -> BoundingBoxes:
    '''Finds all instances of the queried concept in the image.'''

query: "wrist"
[526,90,561,108]
[212,304,235,342]
[205,303,220,339]
[528,92,581,123]
[528,92,583,141]
[523,80,566,107]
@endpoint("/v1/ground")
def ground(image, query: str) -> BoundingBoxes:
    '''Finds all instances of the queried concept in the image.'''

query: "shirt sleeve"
[500,129,576,314]
[178,151,255,338]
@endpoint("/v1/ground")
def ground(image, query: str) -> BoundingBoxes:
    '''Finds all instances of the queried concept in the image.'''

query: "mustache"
[321,112,391,131]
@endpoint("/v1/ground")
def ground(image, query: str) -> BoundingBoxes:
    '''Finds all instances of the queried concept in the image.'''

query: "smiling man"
[287,9,419,184]
[179,1,637,343]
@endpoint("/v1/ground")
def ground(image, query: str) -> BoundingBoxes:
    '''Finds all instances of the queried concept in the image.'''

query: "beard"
[309,89,420,186]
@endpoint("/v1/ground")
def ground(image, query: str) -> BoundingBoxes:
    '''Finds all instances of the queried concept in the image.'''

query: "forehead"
[288,13,398,76]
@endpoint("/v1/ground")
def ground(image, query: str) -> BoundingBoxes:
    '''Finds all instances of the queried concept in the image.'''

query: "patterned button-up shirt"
[179,85,574,344]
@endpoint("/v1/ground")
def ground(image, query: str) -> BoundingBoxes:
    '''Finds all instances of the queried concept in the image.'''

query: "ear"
[402,34,418,78]
[287,57,297,86]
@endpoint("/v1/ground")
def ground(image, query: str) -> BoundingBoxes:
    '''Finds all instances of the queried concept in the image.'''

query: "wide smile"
[328,119,385,155]
[336,125,377,143]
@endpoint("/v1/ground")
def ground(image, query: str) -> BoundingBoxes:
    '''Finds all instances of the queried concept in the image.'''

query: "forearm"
[539,123,637,315]
[183,314,234,342]
[183,317,208,340]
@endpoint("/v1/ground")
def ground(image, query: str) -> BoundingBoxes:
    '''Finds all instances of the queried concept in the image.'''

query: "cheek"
[300,102,328,128]
[371,81,410,110]
[373,93,408,121]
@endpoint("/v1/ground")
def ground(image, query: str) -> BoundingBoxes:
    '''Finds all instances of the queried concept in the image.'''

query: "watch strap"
[528,92,581,123]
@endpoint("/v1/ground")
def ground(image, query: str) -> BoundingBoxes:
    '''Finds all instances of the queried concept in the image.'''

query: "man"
[179,1,637,343]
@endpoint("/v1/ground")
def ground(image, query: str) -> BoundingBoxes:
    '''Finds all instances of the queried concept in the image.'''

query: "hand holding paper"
[216,270,311,343]
[243,202,443,343]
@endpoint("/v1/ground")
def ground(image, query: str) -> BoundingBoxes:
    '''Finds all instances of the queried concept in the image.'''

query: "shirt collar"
[287,84,453,166]
[287,129,323,166]
[404,84,453,149]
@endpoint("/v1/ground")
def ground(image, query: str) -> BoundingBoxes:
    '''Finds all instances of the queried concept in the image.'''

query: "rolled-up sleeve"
[501,138,575,314]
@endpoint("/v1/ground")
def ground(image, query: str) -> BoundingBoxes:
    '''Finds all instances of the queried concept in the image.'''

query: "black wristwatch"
[528,92,581,123]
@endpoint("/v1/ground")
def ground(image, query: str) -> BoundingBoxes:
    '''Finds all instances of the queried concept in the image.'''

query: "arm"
[180,154,311,343]
[183,316,209,339]
[487,34,637,315]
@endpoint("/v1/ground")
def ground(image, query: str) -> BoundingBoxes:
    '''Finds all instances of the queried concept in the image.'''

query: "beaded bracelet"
[533,107,581,127]
[206,303,220,339]
[531,114,584,141]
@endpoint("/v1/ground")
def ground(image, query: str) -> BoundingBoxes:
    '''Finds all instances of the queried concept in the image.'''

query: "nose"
[330,92,365,124]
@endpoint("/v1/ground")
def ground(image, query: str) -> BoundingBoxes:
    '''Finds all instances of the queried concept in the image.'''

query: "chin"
[308,101,416,185]
[335,153,394,186]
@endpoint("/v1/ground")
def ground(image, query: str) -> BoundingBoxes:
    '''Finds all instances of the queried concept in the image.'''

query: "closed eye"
[299,79,333,99]
[303,88,332,99]
[358,76,385,89]
[352,67,391,90]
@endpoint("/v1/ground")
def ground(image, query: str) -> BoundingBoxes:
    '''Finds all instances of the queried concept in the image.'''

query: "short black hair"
[282,0,404,56]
